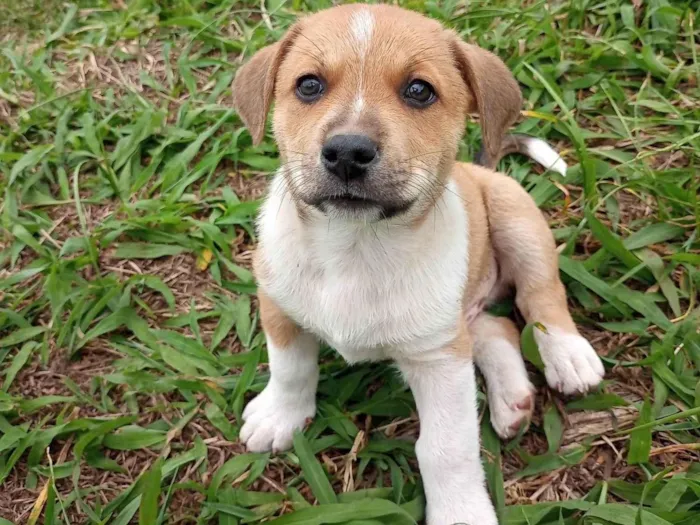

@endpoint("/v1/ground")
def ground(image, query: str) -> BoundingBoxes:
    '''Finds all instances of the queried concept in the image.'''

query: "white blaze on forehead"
[350,9,374,116]
[350,9,374,52]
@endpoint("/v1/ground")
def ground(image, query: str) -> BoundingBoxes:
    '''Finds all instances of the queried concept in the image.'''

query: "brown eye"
[403,79,437,107]
[296,75,325,102]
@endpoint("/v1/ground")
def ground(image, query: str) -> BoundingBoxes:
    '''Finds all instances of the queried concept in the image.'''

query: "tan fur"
[471,313,520,347]
[451,42,522,167]
[254,253,301,348]
[451,165,494,304]
[452,163,580,334]
[232,25,301,144]
[258,290,300,348]
[446,318,473,358]
[472,166,579,334]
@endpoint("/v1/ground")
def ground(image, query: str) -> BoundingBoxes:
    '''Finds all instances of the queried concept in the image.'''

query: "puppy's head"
[233,4,521,221]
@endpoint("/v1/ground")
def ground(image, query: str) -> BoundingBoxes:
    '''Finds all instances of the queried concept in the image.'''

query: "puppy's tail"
[475,134,567,176]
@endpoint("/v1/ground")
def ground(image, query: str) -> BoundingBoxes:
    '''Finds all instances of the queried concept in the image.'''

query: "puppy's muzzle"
[311,133,412,219]
[321,134,378,182]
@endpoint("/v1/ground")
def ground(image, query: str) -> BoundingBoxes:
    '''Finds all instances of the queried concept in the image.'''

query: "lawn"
[1,0,699,523]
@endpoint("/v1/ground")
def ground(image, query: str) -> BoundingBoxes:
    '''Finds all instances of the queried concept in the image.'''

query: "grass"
[0,0,699,523]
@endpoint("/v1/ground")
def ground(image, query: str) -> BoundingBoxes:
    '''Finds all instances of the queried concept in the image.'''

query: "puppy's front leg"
[241,292,319,453]
[398,331,497,525]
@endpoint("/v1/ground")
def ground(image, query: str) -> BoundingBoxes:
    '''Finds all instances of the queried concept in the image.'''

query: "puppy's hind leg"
[478,170,605,395]
[240,291,319,453]
[472,313,535,439]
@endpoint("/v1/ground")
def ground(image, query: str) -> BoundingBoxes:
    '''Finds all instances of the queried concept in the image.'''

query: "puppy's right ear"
[232,26,300,145]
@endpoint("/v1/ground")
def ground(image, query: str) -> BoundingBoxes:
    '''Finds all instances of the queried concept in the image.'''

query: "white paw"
[240,384,315,453]
[427,489,498,525]
[489,384,535,439]
[534,328,605,395]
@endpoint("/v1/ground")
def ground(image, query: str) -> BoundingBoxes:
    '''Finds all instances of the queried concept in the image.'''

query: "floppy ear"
[451,40,522,167]
[232,27,300,145]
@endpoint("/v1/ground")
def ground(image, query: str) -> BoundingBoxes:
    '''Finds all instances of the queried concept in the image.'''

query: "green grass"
[1,0,699,523]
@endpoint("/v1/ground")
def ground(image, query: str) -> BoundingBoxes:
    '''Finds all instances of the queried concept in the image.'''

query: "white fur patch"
[256,174,494,520]
[257,176,468,362]
[400,356,498,524]
[472,319,535,439]
[534,326,605,395]
[350,9,374,50]
[349,9,373,116]
[353,96,364,113]
[240,332,319,452]
[521,136,568,176]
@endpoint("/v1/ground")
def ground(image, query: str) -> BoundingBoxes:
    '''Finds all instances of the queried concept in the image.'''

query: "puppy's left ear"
[233,26,301,145]
[451,39,522,167]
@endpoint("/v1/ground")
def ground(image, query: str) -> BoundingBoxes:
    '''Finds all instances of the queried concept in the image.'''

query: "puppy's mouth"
[313,193,414,219]
[323,194,379,209]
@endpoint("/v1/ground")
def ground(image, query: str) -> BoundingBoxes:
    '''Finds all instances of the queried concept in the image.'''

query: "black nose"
[321,134,378,181]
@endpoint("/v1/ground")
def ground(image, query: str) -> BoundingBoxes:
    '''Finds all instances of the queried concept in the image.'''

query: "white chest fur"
[256,175,469,362]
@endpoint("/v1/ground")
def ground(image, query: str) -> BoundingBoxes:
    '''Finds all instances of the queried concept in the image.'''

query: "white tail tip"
[521,137,568,177]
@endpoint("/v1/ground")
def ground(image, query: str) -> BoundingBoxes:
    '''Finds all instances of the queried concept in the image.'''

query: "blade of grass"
[292,431,337,505]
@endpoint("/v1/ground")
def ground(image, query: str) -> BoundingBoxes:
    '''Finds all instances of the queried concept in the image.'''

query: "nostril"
[322,147,338,164]
[353,146,377,165]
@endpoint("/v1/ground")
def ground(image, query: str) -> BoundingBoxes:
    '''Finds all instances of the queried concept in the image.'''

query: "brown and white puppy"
[232,5,604,524]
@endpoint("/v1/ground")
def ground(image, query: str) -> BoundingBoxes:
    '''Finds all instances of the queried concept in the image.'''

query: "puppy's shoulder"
[450,161,494,206]
[452,161,513,188]
[452,161,531,205]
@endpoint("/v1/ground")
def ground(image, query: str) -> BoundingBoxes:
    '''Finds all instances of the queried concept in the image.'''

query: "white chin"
[323,202,382,221]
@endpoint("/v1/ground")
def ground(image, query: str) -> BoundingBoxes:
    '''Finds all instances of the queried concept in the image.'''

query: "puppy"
[232,4,604,524]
